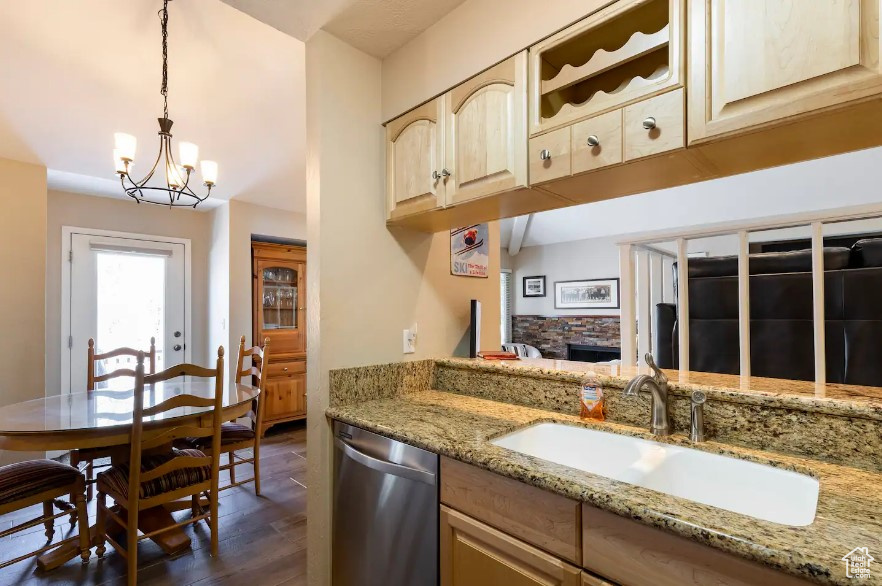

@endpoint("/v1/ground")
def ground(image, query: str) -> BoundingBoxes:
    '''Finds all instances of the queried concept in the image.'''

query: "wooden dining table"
[0,379,259,571]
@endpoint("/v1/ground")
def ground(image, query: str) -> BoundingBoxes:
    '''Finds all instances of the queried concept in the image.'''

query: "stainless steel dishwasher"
[332,420,439,586]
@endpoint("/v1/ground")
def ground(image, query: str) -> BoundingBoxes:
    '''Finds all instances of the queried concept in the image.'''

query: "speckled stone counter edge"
[436,357,882,422]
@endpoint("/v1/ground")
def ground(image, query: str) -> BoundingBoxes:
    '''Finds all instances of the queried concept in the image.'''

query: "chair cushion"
[185,422,256,449]
[0,459,82,505]
[97,448,210,500]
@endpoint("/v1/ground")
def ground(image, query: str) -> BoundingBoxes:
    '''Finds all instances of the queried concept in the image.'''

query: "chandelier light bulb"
[114,132,137,162]
[167,163,186,189]
[201,160,218,186]
[113,149,128,174]
[179,141,199,169]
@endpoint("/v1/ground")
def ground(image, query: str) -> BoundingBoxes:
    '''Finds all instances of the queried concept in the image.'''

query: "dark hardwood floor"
[0,422,308,586]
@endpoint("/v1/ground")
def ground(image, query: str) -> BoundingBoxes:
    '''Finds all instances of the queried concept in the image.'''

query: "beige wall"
[207,200,307,381]
[46,190,213,394]
[228,199,307,376]
[306,30,500,586]
[0,159,46,410]
[381,0,611,120]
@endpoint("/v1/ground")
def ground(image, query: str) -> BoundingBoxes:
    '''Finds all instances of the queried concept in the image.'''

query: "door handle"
[334,437,436,485]
[173,344,182,351]
[174,331,182,338]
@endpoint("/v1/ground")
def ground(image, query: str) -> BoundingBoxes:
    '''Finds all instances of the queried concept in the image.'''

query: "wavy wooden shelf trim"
[541,25,670,97]
[543,64,670,124]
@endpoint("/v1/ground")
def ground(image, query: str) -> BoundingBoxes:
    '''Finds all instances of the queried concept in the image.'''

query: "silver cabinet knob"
[441,168,451,178]
[283,367,289,372]
[431,170,441,181]
[539,149,552,161]
[586,135,600,147]
[173,344,182,351]
[642,117,657,130]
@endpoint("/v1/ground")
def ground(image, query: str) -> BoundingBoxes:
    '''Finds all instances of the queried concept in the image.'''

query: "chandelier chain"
[160,0,169,119]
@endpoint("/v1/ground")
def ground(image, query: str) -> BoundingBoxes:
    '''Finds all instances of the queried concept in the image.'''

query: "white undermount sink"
[491,422,819,526]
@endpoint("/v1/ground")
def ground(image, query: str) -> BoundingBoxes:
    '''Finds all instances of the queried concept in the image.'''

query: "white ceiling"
[322,0,470,58]
[219,0,469,58]
[0,0,306,212]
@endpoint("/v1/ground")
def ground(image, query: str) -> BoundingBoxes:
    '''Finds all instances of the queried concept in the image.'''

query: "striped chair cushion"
[185,422,255,449]
[97,449,211,500]
[0,459,82,505]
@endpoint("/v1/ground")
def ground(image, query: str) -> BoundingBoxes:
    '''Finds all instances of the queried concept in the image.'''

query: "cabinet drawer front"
[624,88,684,161]
[266,360,306,378]
[441,506,582,586]
[529,127,572,184]
[441,457,581,564]
[572,109,623,175]
[582,505,813,586]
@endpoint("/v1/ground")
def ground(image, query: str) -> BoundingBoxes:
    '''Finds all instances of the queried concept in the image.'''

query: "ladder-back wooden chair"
[181,336,269,495]
[0,459,90,568]
[95,347,225,586]
[74,337,157,501]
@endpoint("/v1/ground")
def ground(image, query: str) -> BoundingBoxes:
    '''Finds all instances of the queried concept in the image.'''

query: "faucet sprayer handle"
[644,353,668,386]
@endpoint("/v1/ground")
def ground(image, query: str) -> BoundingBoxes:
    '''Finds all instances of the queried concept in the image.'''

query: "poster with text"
[450,224,489,278]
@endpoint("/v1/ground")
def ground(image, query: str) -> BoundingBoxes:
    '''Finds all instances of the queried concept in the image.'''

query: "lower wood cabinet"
[440,506,582,586]
[261,362,306,435]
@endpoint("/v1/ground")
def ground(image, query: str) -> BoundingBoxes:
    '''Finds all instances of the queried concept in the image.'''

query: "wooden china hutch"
[252,241,307,435]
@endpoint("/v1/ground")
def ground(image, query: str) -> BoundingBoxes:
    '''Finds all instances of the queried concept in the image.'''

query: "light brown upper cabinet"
[444,52,528,206]
[386,98,444,221]
[688,0,882,143]
[529,0,684,136]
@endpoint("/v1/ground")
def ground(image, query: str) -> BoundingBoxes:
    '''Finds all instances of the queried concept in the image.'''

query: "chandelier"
[113,0,217,207]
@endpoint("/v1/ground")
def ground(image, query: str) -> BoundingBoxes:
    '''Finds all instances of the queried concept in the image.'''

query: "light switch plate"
[403,328,416,354]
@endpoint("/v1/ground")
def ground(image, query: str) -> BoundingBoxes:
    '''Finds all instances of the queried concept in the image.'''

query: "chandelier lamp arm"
[112,0,216,208]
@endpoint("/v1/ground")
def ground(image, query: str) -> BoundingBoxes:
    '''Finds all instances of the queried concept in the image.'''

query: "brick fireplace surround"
[511,315,621,360]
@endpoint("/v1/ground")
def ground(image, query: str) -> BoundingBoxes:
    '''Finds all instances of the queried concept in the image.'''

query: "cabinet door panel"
[441,506,581,586]
[386,99,444,219]
[265,372,306,420]
[689,0,882,142]
[255,258,305,355]
[445,52,528,206]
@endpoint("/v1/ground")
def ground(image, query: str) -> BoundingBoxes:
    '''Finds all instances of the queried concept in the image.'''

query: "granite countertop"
[327,389,882,586]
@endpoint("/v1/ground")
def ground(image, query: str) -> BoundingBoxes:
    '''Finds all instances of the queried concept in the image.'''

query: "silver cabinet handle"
[643,116,657,130]
[173,344,182,351]
[334,437,436,485]
[586,135,600,147]
[283,367,288,372]
[441,168,451,178]
[539,149,551,160]
[431,170,441,181]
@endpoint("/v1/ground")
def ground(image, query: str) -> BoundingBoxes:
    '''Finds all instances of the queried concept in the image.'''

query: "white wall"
[510,236,621,316]
[208,203,231,372]
[306,30,502,586]
[381,0,613,120]
[45,190,213,394]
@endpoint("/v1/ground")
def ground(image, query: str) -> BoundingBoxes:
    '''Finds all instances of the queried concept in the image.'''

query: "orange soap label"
[580,384,605,421]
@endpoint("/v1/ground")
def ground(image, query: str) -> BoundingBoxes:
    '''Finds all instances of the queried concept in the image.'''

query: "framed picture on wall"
[523,276,546,297]
[554,278,620,309]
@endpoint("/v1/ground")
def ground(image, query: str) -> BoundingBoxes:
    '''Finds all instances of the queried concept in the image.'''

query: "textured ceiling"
[323,0,470,58]
[217,0,355,42]
[220,0,468,58]
[0,0,306,212]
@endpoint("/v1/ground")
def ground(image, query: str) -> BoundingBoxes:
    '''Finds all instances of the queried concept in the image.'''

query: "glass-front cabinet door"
[255,258,305,355]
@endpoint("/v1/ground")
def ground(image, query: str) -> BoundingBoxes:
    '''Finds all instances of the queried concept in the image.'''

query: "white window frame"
[60,226,192,396]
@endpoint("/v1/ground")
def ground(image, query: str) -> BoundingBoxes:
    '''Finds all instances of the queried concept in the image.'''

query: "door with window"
[66,231,188,394]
